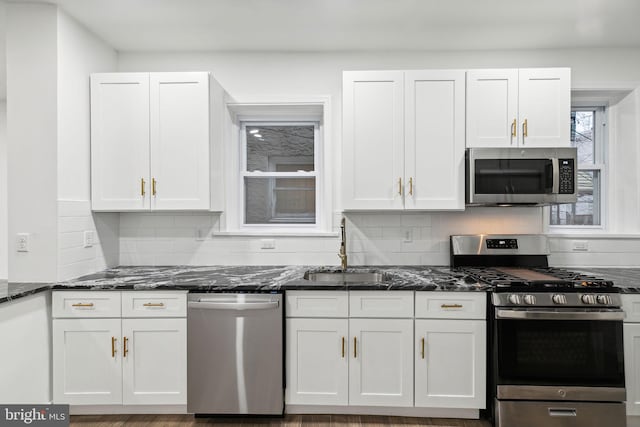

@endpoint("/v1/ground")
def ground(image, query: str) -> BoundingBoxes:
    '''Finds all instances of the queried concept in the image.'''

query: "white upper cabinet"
[466,68,570,148]
[150,73,210,210]
[91,73,151,211]
[343,70,465,211]
[343,71,404,210]
[405,70,465,210]
[91,72,211,211]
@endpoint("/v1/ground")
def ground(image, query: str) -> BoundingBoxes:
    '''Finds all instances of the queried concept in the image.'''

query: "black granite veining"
[570,268,640,293]
[0,281,51,304]
[1,265,490,305]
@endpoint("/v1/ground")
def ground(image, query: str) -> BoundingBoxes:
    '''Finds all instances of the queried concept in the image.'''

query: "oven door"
[494,308,625,401]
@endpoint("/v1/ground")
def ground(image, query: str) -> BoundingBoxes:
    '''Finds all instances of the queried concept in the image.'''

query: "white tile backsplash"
[57,200,119,280]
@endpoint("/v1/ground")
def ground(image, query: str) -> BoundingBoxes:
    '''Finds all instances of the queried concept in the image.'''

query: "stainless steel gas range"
[451,234,626,427]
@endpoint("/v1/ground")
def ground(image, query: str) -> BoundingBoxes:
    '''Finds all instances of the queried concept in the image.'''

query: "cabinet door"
[91,73,150,211]
[415,319,486,409]
[121,318,187,405]
[349,318,413,407]
[466,69,519,148]
[52,318,122,405]
[286,318,349,405]
[518,68,571,147]
[150,72,210,210]
[405,70,466,210]
[343,71,404,210]
[625,323,640,415]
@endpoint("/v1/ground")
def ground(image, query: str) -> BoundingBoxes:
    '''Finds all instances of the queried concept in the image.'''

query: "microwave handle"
[551,158,560,194]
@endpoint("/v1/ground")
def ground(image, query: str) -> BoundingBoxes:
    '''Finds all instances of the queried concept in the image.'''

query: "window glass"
[242,123,318,226]
[550,108,604,227]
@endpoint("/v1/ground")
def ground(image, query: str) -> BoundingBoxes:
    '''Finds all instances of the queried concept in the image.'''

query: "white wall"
[0,102,6,279]
[6,3,59,281]
[56,10,119,280]
[115,48,640,267]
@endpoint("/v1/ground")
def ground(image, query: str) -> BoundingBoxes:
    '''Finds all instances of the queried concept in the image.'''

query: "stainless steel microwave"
[466,147,578,205]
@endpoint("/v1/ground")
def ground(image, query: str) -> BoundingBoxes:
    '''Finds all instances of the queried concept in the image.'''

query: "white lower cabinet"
[623,295,640,416]
[122,318,187,405]
[53,318,123,405]
[286,318,349,405]
[52,291,187,407]
[414,319,486,409]
[349,318,414,407]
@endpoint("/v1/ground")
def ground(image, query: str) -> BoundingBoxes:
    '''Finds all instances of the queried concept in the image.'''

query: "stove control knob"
[596,294,612,305]
[508,294,521,305]
[581,294,597,305]
[523,294,537,305]
[552,294,568,305]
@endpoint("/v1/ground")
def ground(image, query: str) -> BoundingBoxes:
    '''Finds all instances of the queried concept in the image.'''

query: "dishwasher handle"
[188,300,280,311]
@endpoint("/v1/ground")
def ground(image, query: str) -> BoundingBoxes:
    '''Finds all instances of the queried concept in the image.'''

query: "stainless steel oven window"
[550,107,606,227]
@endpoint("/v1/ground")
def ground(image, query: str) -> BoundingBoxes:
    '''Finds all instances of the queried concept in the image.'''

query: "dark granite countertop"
[1,265,490,305]
[6,265,639,306]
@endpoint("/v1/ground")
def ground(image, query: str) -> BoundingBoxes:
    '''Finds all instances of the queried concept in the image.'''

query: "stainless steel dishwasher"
[187,292,283,415]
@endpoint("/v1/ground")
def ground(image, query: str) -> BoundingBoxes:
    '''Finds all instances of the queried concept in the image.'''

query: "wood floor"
[70,414,492,427]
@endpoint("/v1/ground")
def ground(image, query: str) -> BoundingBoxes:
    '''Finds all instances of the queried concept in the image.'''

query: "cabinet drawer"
[415,292,486,319]
[121,291,187,318]
[52,291,121,318]
[286,291,348,318]
[349,291,414,318]
[623,295,640,323]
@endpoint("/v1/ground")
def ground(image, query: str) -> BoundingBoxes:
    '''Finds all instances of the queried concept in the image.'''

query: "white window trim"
[220,97,333,236]
[546,105,608,233]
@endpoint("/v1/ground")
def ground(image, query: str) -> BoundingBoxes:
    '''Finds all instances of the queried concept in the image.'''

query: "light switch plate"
[83,230,95,248]
[261,239,276,249]
[572,240,589,251]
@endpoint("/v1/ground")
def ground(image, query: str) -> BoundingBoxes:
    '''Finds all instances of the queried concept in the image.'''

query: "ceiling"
[1,0,640,99]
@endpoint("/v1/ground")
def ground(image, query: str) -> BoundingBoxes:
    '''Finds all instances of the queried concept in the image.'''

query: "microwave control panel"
[559,159,575,194]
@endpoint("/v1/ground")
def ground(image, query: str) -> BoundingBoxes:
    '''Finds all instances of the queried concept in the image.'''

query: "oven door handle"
[496,308,624,321]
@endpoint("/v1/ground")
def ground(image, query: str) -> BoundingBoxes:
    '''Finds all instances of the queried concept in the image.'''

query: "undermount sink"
[303,271,388,283]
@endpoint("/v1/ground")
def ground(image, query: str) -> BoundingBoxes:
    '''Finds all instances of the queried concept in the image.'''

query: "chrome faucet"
[339,217,348,271]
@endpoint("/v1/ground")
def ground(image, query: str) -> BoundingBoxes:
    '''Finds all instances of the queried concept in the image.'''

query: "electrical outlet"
[403,228,413,243]
[16,233,29,252]
[195,228,212,241]
[83,230,95,248]
[260,239,276,249]
[572,240,589,251]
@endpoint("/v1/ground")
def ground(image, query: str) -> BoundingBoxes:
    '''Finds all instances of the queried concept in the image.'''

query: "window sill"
[213,231,339,238]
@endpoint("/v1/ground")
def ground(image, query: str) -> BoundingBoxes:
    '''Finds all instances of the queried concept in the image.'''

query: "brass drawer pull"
[341,337,345,358]
[441,304,463,309]
[123,336,129,357]
[511,119,517,138]
[111,336,116,358]
[523,119,528,139]
[421,337,425,359]
[152,178,157,196]
[72,303,94,308]
[141,178,146,196]
[353,337,357,359]
[409,177,413,196]
[143,302,165,307]
[398,177,402,196]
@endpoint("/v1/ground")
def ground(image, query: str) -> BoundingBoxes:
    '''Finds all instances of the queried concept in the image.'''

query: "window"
[550,107,606,227]
[241,122,320,228]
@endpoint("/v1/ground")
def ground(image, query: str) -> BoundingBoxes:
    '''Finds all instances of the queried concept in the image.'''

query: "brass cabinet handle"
[523,119,528,139]
[152,178,157,196]
[421,337,425,359]
[143,302,165,307]
[398,177,402,196]
[341,337,345,358]
[353,337,357,358]
[441,304,463,309]
[409,177,413,196]
[141,178,146,196]
[123,336,129,357]
[72,303,94,308]
[511,119,517,138]
[111,337,116,358]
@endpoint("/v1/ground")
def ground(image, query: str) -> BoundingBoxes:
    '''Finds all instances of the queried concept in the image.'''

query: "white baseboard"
[285,404,479,419]
[70,405,188,415]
